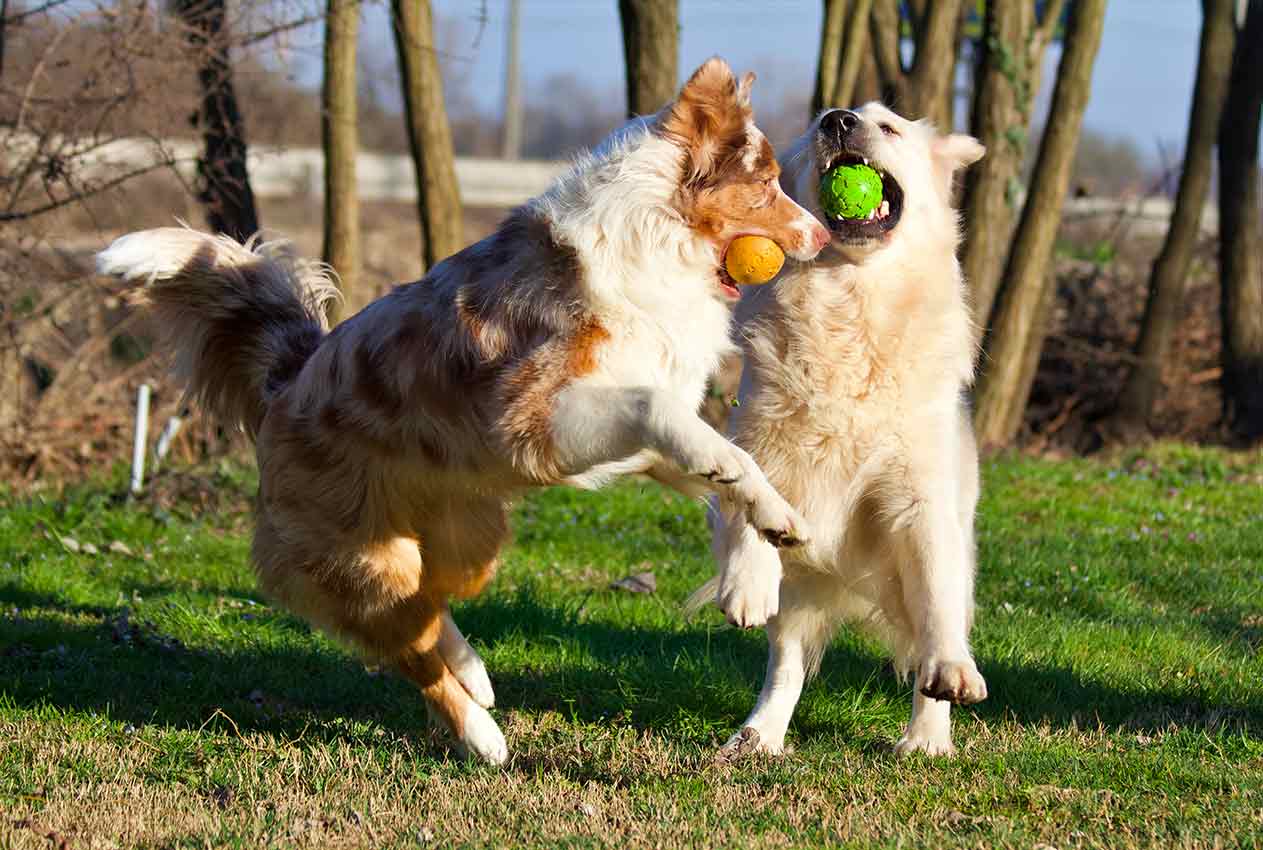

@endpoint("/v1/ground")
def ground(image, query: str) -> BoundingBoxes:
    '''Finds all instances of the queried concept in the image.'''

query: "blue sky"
[382,0,1201,156]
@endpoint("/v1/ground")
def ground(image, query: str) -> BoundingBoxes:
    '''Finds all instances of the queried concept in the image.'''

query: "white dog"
[697,104,988,758]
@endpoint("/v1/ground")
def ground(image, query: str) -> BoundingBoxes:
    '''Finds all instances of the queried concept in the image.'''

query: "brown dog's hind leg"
[252,521,508,765]
[394,615,508,765]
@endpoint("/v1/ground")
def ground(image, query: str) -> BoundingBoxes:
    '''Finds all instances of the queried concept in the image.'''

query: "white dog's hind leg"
[437,611,495,709]
[894,687,954,757]
[717,616,807,761]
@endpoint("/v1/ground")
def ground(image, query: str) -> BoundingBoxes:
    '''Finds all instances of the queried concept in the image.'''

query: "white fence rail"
[24,135,568,208]
[10,134,1216,234]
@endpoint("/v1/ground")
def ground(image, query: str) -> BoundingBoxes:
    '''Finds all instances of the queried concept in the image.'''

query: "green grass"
[2,445,1262,848]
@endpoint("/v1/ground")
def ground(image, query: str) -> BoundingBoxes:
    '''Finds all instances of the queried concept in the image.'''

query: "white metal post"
[130,384,151,494]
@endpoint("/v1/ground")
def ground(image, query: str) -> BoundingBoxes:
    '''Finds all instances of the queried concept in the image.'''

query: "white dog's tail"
[684,576,720,616]
[97,227,340,437]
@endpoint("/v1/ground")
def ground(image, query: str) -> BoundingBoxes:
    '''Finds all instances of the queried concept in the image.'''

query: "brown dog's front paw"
[682,446,745,488]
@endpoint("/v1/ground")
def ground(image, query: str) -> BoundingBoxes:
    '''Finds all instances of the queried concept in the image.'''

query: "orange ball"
[724,236,786,285]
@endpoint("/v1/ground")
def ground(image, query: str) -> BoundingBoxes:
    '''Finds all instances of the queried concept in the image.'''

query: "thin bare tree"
[1217,0,1263,440]
[811,0,874,115]
[391,0,462,271]
[868,0,964,128]
[618,0,678,118]
[170,0,260,241]
[958,0,1067,330]
[1111,0,1236,434]
[322,0,361,322]
[973,0,1109,450]
[0,0,10,80]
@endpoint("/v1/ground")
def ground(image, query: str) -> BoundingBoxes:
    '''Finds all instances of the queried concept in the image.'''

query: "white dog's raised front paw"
[718,561,781,630]
[918,656,988,705]
[894,727,956,758]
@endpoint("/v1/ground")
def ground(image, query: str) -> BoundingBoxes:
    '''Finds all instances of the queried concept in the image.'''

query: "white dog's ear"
[933,134,986,172]
[931,134,985,195]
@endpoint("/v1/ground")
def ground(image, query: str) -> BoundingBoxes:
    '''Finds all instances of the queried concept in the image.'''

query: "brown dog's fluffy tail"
[97,227,339,437]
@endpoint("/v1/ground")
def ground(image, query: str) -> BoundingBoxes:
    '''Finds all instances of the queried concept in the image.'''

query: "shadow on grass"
[458,591,1263,741]
[3,583,1261,757]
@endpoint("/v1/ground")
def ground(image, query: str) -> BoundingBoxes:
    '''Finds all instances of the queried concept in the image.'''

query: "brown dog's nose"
[820,109,860,139]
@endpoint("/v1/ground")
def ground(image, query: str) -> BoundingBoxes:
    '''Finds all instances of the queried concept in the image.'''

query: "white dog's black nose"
[820,109,860,139]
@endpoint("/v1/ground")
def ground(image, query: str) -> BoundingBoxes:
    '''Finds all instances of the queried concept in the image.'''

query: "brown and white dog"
[698,104,988,759]
[97,59,830,765]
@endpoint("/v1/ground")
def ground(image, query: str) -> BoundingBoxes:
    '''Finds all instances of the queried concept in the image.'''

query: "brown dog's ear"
[659,57,753,186]
[737,71,756,108]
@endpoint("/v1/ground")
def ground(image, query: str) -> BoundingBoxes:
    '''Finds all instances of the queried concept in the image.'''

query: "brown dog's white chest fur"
[99,57,830,766]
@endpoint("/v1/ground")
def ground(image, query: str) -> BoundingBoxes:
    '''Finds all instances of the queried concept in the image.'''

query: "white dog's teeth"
[862,157,869,165]
[879,200,890,218]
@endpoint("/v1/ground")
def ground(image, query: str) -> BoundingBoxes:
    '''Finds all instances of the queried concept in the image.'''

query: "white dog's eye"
[880,123,899,137]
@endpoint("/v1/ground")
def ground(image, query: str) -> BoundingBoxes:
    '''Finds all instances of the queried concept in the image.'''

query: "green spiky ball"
[819,164,883,220]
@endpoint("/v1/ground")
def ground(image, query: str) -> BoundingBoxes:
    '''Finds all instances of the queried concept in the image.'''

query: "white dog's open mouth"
[821,154,904,243]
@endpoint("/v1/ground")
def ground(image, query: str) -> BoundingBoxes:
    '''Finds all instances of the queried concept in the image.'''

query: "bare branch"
[469,0,489,49]
[239,11,323,48]
[1034,0,1069,52]
[0,158,190,222]
[3,0,75,27]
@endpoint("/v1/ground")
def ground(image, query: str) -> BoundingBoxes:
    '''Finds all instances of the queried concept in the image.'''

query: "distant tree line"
[2,0,1260,446]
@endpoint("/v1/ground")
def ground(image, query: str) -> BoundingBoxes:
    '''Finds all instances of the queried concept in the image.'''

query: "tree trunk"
[869,0,907,107]
[973,0,1108,450]
[1112,0,1236,432]
[811,0,874,116]
[391,0,462,272]
[851,47,883,105]
[867,0,961,126]
[940,2,974,131]
[172,0,260,242]
[960,0,1066,328]
[618,0,678,119]
[813,0,847,115]
[1217,0,1263,440]
[501,0,523,159]
[322,0,361,323]
[0,0,9,81]
[904,0,963,128]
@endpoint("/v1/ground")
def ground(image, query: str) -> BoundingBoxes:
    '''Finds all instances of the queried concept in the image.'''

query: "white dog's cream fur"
[699,103,988,758]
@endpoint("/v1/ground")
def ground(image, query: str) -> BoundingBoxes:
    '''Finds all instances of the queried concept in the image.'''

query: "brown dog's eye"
[880,123,899,137]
